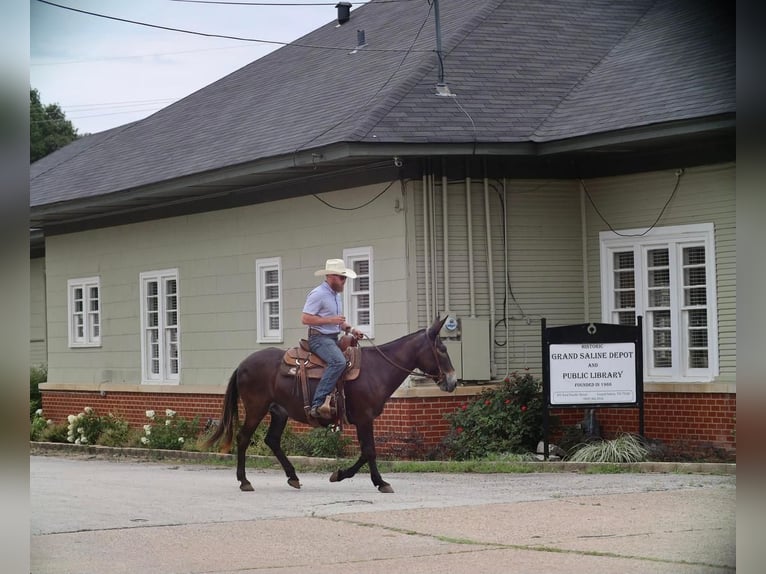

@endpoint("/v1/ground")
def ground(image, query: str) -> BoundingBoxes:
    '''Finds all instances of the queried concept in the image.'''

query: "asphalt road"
[31,454,735,573]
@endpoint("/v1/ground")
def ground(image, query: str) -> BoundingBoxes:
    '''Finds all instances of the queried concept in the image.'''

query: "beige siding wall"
[44,183,407,387]
[582,163,736,384]
[30,257,47,367]
[410,177,583,379]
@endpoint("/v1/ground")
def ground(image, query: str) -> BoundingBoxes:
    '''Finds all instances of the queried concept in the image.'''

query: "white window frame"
[343,246,374,339]
[599,223,719,383]
[255,257,283,343]
[140,269,180,384]
[67,276,101,347]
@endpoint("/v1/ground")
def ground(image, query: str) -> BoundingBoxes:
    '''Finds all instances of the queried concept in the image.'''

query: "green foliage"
[442,371,550,460]
[140,409,201,450]
[65,407,131,446]
[31,410,69,443]
[30,88,79,162]
[567,433,648,463]
[29,365,47,419]
[291,427,351,458]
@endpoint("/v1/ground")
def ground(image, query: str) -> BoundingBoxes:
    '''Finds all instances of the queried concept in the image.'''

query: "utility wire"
[36,0,432,53]
[312,177,398,210]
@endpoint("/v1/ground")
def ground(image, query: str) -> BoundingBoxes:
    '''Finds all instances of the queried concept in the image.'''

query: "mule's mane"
[368,327,429,352]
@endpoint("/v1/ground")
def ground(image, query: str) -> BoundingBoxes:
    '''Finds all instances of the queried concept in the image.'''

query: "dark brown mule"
[205,316,458,493]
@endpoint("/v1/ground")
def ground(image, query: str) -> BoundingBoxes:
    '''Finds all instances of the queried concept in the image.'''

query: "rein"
[361,331,445,382]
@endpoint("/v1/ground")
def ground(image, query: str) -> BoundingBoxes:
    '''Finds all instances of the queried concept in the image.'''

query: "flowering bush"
[140,409,200,450]
[66,407,130,446]
[442,371,551,460]
[30,409,51,440]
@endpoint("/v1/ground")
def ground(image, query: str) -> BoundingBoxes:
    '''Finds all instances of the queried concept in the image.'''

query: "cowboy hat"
[314,258,358,278]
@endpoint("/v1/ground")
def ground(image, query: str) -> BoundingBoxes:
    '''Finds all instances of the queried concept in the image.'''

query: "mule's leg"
[236,403,269,492]
[265,404,301,489]
[330,421,393,493]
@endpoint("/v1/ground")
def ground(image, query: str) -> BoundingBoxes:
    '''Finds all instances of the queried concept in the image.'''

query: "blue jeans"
[308,334,347,408]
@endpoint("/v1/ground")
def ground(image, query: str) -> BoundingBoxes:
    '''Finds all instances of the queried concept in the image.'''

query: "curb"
[30,442,736,475]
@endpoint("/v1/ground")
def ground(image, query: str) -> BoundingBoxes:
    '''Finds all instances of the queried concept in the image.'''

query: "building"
[31,0,735,457]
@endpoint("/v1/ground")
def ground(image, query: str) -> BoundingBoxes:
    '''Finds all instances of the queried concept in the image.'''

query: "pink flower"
[457,427,464,434]
[485,400,492,406]
[521,405,527,412]
[504,399,511,405]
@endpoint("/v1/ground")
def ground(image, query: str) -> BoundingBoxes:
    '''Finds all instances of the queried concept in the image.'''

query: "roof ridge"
[530,0,659,141]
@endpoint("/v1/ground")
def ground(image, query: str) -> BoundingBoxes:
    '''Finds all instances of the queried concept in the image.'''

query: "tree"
[30,88,79,163]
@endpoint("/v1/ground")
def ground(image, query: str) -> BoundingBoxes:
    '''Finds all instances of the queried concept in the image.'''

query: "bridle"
[362,331,447,383]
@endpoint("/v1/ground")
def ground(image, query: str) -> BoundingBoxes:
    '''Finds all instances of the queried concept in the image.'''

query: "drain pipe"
[580,180,590,321]
[503,177,510,377]
[423,172,431,323]
[441,159,450,314]
[483,162,496,378]
[430,170,438,318]
[466,161,476,317]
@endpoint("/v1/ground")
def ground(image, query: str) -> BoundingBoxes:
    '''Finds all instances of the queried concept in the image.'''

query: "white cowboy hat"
[314,258,357,278]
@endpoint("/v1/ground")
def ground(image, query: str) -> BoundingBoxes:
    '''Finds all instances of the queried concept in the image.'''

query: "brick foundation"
[41,390,735,459]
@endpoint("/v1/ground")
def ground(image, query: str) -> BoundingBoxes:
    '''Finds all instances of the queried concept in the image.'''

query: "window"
[140,269,180,383]
[67,277,101,347]
[256,257,282,343]
[600,223,718,382]
[344,247,374,338]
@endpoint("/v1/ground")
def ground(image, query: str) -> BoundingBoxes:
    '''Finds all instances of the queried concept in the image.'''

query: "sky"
[30,0,371,135]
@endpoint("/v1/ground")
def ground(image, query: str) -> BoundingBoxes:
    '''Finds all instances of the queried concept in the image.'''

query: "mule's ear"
[428,315,448,338]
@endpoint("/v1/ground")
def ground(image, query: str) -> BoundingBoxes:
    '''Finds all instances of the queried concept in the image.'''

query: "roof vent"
[336,2,351,25]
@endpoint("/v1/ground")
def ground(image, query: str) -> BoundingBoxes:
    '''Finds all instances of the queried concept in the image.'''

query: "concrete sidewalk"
[30,453,735,573]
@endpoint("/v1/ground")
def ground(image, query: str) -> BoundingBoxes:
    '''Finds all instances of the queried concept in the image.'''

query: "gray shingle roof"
[31,0,734,208]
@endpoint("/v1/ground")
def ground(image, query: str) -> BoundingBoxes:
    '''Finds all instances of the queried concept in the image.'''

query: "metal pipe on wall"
[580,180,590,321]
[503,177,510,377]
[483,163,496,378]
[466,161,476,317]
[422,172,431,323]
[441,159,450,313]
[430,170,438,319]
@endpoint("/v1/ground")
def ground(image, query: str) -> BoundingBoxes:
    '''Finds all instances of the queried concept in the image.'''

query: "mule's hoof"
[378,484,394,494]
[329,470,341,483]
[240,482,254,492]
[287,478,301,489]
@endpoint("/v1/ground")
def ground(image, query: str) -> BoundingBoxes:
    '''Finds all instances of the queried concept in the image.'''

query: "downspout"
[423,172,431,323]
[580,181,590,321]
[441,159,450,314]
[430,170,438,318]
[503,178,510,377]
[483,162,496,379]
[466,161,476,317]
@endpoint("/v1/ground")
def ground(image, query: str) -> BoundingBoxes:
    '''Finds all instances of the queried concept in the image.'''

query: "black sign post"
[541,317,644,460]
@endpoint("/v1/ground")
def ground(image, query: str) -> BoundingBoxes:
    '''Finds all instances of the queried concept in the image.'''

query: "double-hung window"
[140,269,180,383]
[256,257,282,343]
[600,223,718,382]
[67,277,101,347]
[343,247,374,338]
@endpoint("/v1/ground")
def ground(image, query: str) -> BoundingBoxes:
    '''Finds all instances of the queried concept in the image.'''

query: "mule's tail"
[204,368,239,453]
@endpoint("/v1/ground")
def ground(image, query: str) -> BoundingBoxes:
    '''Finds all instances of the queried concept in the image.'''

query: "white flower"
[46,419,53,425]
[84,406,93,414]
[143,425,152,435]
[177,437,184,444]
[80,437,88,444]
[35,408,43,416]
[165,409,176,417]
[140,437,149,445]
[67,414,76,424]
[77,427,84,434]
[146,410,155,419]
[165,419,172,426]
[74,438,81,445]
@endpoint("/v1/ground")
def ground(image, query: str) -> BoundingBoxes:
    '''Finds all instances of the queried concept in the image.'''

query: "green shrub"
[442,371,551,460]
[66,407,131,446]
[30,365,47,419]
[291,426,351,458]
[140,409,201,450]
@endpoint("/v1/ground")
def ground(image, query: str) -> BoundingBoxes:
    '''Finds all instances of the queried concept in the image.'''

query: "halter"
[364,331,446,383]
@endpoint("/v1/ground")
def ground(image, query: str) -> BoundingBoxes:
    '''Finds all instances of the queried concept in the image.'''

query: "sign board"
[549,342,636,405]
[540,319,645,459]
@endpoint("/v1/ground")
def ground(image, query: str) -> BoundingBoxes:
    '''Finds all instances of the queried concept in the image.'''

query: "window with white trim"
[600,223,719,382]
[67,277,101,347]
[140,269,180,383]
[256,257,282,343]
[343,247,374,338]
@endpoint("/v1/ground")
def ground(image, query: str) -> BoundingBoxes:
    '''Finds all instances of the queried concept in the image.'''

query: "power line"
[36,0,432,53]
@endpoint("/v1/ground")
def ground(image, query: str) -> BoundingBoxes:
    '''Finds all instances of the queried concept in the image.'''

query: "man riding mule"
[301,259,364,419]
[205,314,458,493]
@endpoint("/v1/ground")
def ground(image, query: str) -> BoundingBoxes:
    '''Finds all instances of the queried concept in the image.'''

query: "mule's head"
[424,316,458,392]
